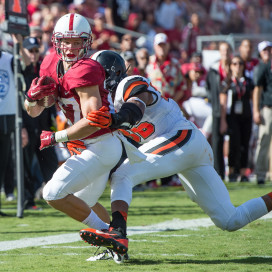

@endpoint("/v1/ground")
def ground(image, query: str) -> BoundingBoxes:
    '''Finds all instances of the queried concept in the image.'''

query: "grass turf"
[0,182,272,272]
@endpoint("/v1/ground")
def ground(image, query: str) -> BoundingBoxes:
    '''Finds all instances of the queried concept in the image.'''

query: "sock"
[111,211,127,235]
[82,210,109,230]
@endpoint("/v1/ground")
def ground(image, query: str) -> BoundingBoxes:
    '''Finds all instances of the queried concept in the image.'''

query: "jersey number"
[120,122,155,143]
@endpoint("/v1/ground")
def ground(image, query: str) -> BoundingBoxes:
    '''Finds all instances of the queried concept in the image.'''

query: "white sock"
[82,210,109,230]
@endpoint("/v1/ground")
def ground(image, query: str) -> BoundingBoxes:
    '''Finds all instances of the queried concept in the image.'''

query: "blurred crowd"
[1,0,272,210]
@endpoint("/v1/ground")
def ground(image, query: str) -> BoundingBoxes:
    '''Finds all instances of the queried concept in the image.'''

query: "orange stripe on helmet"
[151,130,188,155]
[123,81,149,101]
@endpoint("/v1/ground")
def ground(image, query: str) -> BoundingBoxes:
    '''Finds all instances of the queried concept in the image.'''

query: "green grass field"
[1,182,272,272]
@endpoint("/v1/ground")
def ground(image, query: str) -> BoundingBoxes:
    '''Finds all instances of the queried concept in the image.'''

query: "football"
[37,76,58,108]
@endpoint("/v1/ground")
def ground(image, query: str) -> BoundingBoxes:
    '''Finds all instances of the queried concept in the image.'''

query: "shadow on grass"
[0,229,79,234]
[128,256,272,265]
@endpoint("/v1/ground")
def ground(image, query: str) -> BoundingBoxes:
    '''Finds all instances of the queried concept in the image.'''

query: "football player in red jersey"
[79,50,272,262]
[23,14,136,234]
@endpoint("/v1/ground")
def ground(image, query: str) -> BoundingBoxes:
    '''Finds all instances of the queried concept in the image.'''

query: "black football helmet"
[91,50,127,93]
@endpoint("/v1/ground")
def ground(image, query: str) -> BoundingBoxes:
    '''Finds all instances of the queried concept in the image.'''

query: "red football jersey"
[40,51,111,139]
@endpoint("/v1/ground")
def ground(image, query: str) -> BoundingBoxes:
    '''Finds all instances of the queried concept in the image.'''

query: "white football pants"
[43,132,122,207]
[110,128,268,231]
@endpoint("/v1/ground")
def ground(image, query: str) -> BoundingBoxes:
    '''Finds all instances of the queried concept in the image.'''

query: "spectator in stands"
[258,5,272,34]
[137,11,157,54]
[182,62,212,140]
[105,0,131,38]
[50,2,67,20]
[29,10,43,27]
[182,13,201,58]
[190,51,203,64]
[220,55,254,182]
[120,34,137,53]
[91,12,119,51]
[155,0,181,31]
[29,26,50,56]
[257,41,272,64]
[135,48,149,77]
[238,39,259,80]
[146,33,184,106]
[125,13,142,32]
[27,0,41,21]
[206,41,232,180]
[221,8,244,34]
[253,45,272,185]
[239,39,260,178]
[244,5,260,34]
[0,50,17,215]
[120,51,138,76]
[29,26,43,46]
[73,0,98,19]
[138,11,156,35]
[167,17,183,58]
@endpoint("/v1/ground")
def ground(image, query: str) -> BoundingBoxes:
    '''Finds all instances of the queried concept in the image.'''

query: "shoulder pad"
[122,76,149,101]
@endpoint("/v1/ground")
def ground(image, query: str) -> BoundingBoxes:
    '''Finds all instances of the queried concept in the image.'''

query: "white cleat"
[86,248,129,264]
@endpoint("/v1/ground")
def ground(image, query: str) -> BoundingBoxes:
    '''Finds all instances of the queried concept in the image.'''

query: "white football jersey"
[114,75,194,144]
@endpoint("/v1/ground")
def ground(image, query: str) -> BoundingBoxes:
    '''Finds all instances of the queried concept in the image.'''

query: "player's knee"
[212,207,248,232]
[210,216,230,231]
[42,181,67,201]
[207,211,240,231]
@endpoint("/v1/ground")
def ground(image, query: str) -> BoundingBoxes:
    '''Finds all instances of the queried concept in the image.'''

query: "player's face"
[60,38,84,62]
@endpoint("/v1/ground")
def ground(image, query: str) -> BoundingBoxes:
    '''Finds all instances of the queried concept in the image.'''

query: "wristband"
[55,130,69,143]
[25,100,37,107]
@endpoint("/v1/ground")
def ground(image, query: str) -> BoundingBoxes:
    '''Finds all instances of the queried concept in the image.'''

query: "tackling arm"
[87,91,152,129]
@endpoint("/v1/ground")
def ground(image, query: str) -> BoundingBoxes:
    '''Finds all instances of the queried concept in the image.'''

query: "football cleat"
[86,249,112,261]
[80,227,128,254]
[86,248,129,264]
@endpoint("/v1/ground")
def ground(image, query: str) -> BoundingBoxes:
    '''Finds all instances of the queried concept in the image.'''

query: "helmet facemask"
[53,34,92,62]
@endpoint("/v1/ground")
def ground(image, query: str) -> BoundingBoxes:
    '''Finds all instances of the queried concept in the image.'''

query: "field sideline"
[1,183,272,271]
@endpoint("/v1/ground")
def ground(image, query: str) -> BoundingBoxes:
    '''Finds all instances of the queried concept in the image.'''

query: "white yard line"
[1,213,272,252]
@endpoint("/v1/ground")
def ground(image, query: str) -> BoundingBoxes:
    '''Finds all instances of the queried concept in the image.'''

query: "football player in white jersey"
[80,50,272,259]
